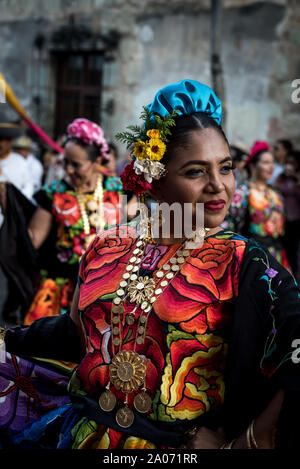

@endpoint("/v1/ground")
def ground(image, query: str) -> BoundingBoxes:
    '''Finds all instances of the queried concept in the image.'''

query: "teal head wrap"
[147,79,222,125]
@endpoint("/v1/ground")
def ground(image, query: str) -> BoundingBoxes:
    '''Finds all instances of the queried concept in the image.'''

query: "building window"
[54,52,103,136]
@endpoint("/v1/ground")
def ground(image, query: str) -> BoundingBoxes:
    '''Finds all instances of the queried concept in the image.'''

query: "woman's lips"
[204,200,226,211]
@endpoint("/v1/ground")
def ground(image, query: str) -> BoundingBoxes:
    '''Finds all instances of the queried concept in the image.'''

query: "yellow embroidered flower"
[133,139,147,160]
[146,129,161,139]
[146,138,166,161]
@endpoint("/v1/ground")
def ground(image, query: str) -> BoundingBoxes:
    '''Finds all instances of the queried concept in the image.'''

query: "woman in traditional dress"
[24,118,125,325]
[223,141,290,270]
[0,80,300,449]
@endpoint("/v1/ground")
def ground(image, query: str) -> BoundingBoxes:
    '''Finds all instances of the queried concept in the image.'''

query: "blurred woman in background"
[224,140,290,270]
[275,150,300,279]
[24,118,125,325]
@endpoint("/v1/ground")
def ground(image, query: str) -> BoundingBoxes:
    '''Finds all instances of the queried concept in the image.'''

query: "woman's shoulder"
[83,222,139,257]
[40,179,70,197]
[207,229,249,245]
[104,175,123,192]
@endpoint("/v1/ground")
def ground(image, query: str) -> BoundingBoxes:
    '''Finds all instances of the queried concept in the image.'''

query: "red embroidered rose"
[52,193,81,226]
[78,225,137,309]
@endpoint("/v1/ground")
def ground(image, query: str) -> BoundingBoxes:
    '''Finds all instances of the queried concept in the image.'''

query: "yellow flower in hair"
[146,138,166,161]
[133,139,147,160]
[147,129,161,139]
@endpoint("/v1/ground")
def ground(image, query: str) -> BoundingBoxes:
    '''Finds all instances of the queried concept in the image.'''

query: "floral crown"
[67,118,110,160]
[246,140,270,165]
[116,107,178,195]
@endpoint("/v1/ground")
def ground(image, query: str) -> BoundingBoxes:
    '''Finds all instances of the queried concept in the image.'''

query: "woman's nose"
[207,172,224,192]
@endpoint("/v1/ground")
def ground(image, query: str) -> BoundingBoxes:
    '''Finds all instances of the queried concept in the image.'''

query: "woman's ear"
[95,155,105,166]
[93,156,109,175]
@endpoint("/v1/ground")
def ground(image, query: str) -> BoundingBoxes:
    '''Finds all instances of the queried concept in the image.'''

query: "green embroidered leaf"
[123,328,133,345]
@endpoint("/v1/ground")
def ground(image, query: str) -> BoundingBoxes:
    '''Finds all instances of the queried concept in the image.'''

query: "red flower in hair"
[120,161,152,196]
[246,140,270,165]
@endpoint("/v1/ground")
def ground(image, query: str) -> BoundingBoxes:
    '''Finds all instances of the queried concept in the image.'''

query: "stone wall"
[0,0,299,153]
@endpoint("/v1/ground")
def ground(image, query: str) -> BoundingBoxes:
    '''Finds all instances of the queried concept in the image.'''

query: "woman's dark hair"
[276,139,293,153]
[163,111,229,162]
[108,142,119,159]
[230,145,248,163]
[64,136,101,162]
[288,150,300,171]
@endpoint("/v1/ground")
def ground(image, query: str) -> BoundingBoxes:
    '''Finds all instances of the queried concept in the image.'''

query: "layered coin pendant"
[99,390,117,412]
[133,392,152,413]
[116,406,134,428]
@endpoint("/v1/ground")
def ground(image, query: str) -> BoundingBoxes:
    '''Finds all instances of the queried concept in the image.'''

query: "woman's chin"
[204,213,226,229]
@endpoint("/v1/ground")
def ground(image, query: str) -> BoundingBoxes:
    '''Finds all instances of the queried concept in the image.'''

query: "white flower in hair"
[134,159,166,183]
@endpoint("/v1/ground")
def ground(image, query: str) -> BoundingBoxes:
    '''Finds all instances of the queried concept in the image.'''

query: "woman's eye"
[185,168,205,177]
[220,165,233,174]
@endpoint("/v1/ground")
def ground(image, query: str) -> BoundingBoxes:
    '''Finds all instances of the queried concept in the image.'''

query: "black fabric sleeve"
[34,187,53,213]
[4,313,84,364]
[222,237,300,448]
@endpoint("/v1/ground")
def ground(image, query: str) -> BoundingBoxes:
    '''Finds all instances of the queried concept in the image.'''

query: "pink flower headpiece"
[246,140,270,165]
[67,118,110,160]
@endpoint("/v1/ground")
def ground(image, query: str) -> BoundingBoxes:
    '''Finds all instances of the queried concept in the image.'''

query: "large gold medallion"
[109,350,146,393]
[127,276,156,305]
[116,406,134,428]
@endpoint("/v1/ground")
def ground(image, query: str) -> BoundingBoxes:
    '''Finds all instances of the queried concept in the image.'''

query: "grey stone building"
[0,0,299,154]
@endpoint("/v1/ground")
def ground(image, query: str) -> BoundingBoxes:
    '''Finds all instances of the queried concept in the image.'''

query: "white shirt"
[0,151,33,200]
[25,153,43,195]
[268,163,284,185]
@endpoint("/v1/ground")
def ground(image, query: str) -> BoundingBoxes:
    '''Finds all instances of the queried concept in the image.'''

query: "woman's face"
[152,128,235,230]
[63,141,96,187]
[106,151,117,176]
[251,151,274,182]
[285,156,298,176]
[274,141,287,161]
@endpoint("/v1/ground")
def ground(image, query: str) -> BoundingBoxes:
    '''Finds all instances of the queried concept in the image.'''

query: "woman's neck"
[251,178,268,189]
[74,173,100,193]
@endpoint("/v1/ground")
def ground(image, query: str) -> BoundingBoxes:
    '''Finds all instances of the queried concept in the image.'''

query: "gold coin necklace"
[98,235,202,429]
[76,174,105,250]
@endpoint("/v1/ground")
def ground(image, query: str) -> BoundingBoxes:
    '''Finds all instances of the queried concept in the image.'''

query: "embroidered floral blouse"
[223,181,285,239]
[70,225,246,447]
[34,177,124,271]
[2,225,300,449]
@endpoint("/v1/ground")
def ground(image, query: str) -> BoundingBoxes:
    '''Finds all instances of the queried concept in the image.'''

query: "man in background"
[12,134,43,197]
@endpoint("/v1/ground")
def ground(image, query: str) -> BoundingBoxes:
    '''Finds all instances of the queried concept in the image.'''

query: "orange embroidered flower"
[248,188,268,211]
[264,211,284,238]
[24,279,60,325]
[157,329,228,421]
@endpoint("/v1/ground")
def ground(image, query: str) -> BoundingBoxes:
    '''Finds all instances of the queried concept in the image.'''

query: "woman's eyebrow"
[179,156,232,170]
